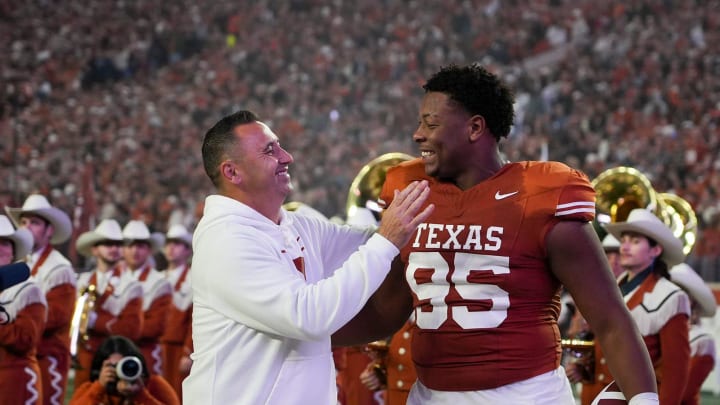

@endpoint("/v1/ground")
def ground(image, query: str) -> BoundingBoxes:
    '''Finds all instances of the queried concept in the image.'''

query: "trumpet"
[362,339,389,388]
[561,338,595,383]
[70,284,97,361]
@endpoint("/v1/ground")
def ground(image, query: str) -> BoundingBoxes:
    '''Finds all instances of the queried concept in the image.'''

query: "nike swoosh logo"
[495,190,519,200]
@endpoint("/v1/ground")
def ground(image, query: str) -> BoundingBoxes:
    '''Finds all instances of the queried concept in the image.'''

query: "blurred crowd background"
[2,0,720,276]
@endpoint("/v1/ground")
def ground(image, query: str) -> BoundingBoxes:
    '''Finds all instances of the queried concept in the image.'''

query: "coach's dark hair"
[202,110,260,187]
[423,64,515,141]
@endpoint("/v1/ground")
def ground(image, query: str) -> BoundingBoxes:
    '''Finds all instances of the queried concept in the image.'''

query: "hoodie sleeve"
[295,214,377,279]
[192,218,398,341]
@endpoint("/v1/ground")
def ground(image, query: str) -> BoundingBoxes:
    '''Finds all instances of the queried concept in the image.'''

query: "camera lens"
[116,356,143,381]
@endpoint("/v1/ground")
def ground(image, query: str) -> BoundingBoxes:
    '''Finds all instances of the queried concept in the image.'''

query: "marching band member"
[359,317,417,404]
[0,215,47,404]
[74,219,143,387]
[6,194,76,405]
[160,224,194,398]
[602,233,624,278]
[122,220,171,376]
[670,263,717,405]
[573,209,691,404]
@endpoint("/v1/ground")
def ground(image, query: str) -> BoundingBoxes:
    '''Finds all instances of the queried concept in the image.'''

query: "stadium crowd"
[1,0,720,270]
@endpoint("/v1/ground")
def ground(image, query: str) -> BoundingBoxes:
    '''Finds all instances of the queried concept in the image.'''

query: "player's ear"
[468,115,486,142]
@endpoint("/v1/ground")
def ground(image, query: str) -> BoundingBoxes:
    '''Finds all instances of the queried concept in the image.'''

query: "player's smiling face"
[413,92,474,182]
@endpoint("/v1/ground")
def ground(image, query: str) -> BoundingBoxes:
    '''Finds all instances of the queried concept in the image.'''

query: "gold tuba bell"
[658,192,698,255]
[592,166,698,255]
[345,152,414,222]
[591,166,667,225]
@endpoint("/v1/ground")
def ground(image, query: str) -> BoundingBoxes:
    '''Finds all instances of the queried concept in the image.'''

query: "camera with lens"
[116,356,142,381]
[106,356,143,394]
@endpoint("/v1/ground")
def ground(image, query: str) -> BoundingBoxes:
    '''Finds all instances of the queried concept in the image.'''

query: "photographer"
[70,335,179,405]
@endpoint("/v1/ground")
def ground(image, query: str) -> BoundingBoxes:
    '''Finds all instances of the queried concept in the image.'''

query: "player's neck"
[455,150,506,190]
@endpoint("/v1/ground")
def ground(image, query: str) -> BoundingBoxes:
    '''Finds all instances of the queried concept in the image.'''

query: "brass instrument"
[658,192,698,255]
[591,166,666,224]
[345,152,414,220]
[561,338,595,383]
[70,284,97,361]
[362,340,389,389]
[592,166,698,255]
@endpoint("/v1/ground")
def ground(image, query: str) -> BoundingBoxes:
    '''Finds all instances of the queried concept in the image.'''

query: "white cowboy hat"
[0,215,34,261]
[283,201,328,221]
[76,219,123,257]
[5,194,73,244]
[605,208,685,267]
[166,224,192,246]
[670,263,717,318]
[122,220,164,252]
[346,206,378,227]
[601,234,620,252]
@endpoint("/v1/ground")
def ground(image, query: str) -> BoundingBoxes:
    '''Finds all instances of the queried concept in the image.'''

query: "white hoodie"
[183,195,398,405]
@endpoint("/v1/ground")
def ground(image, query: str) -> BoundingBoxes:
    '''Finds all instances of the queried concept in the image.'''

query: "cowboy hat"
[601,234,620,252]
[122,220,164,252]
[166,224,192,247]
[605,208,685,267]
[0,215,34,262]
[346,206,378,227]
[76,219,123,257]
[670,263,717,317]
[283,201,328,221]
[5,194,72,245]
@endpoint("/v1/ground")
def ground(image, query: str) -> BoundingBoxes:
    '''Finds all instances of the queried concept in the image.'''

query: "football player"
[372,64,659,404]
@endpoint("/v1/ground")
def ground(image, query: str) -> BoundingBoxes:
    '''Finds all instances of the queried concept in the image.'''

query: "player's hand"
[378,180,434,249]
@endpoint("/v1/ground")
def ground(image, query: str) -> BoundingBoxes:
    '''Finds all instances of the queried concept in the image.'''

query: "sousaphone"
[345,152,414,223]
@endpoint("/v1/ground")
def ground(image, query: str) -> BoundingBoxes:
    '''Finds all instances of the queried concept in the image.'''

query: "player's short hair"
[423,64,515,141]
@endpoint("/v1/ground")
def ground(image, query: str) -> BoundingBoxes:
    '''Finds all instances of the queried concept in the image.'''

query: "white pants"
[407,366,575,405]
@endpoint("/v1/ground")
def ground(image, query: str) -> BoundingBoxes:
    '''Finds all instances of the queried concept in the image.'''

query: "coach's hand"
[378,180,434,249]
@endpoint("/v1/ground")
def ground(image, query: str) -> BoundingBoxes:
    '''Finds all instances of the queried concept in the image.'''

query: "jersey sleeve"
[522,162,596,248]
[379,159,427,209]
[553,165,596,222]
[523,162,595,223]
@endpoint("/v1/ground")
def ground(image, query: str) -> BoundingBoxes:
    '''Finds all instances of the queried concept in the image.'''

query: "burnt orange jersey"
[379,159,595,391]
